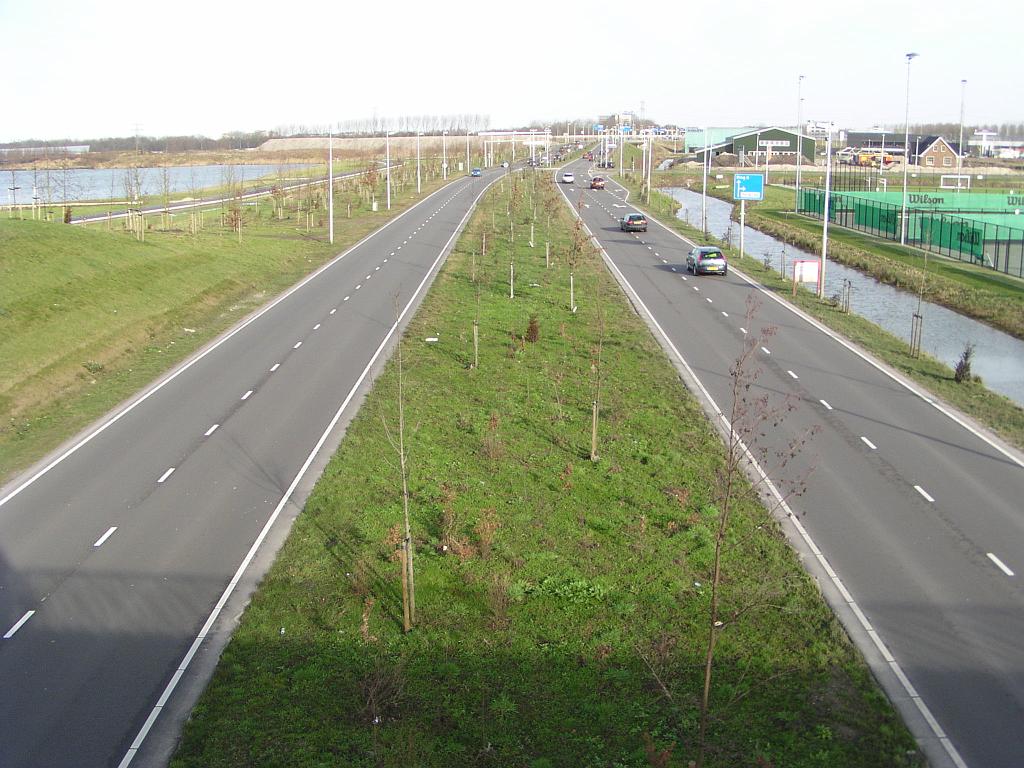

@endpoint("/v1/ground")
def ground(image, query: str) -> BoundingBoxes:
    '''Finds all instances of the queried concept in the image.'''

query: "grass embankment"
[613,170,1024,450]
[171,171,920,767]
[654,169,1024,339]
[0,171,455,484]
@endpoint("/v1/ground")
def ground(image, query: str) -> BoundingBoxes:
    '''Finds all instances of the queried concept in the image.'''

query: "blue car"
[470,167,482,177]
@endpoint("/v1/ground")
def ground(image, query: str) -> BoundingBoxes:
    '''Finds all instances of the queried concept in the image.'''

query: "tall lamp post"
[385,130,391,211]
[819,124,834,299]
[416,131,422,194]
[466,129,470,173]
[795,74,804,213]
[442,130,448,180]
[956,78,967,192]
[701,126,709,236]
[900,52,919,245]
[328,128,334,244]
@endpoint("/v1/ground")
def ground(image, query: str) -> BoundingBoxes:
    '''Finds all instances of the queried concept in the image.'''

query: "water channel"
[4,163,316,205]
[666,187,1024,406]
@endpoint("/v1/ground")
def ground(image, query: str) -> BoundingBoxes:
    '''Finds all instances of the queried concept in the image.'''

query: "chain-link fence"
[799,188,1024,278]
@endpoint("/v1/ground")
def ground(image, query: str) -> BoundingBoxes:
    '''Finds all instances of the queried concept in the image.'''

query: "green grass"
[612,172,1024,450]
[171,171,920,768]
[0,172,455,484]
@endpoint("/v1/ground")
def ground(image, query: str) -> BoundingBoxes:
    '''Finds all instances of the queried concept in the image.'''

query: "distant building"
[969,130,1024,159]
[0,145,89,159]
[916,136,961,168]
[684,127,757,152]
[692,127,816,163]
[845,131,961,162]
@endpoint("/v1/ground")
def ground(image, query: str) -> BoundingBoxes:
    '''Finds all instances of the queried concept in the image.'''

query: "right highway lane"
[558,158,1024,768]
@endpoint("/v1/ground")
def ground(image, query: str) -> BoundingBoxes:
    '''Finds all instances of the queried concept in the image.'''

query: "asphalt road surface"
[556,158,1024,768]
[0,167,504,767]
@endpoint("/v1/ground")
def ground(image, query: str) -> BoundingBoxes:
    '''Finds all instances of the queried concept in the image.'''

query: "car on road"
[470,167,482,177]
[590,176,606,190]
[501,161,509,168]
[686,246,728,275]
[620,213,647,232]
[561,172,575,184]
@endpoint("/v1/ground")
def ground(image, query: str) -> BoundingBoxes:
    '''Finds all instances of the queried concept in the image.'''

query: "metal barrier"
[798,188,1024,278]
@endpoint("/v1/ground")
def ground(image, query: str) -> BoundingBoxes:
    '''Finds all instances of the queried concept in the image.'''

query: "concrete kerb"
[552,160,966,768]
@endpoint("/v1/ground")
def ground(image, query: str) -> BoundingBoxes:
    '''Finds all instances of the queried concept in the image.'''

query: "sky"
[2,0,1020,143]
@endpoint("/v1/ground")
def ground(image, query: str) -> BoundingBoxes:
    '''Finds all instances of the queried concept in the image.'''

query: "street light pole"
[466,129,470,173]
[442,130,448,180]
[385,130,391,210]
[900,52,919,246]
[819,125,834,299]
[328,128,334,244]
[957,78,967,193]
[416,131,422,194]
[795,74,804,214]
[701,126,709,236]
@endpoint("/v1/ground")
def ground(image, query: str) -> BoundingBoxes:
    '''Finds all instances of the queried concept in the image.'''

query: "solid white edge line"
[3,610,35,639]
[94,526,118,547]
[555,166,969,768]
[987,552,1015,576]
[204,424,219,436]
[116,171,502,768]
[0,174,466,512]
[915,485,935,503]
[157,467,175,483]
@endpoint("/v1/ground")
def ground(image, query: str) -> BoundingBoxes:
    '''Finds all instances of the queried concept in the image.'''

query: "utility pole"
[900,52,920,246]
[386,130,391,210]
[957,78,967,193]
[416,131,422,193]
[701,127,709,236]
[795,74,804,213]
[328,128,334,244]
[442,130,448,180]
[819,126,834,299]
[466,128,471,172]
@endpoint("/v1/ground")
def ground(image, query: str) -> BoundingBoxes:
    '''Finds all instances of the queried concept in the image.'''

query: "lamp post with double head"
[795,74,804,213]
[957,78,967,192]
[900,52,919,246]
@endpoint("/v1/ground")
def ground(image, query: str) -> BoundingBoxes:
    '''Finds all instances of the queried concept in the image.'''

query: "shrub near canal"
[172,171,920,767]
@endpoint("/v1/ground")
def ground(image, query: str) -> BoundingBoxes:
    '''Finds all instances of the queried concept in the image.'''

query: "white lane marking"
[204,424,220,436]
[722,311,729,318]
[241,390,253,400]
[661,258,667,263]
[117,167,502,768]
[647,246,653,250]
[0,171,461,513]
[355,285,362,290]
[157,467,175,483]
[914,485,935,503]
[693,286,699,292]
[682,276,688,281]
[820,399,833,410]
[987,553,1015,576]
[383,258,388,263]
[344,296,350,301]
[365,275,371,280]
[761,346,771,355]
[861,436,878,450]
[4,611,35,639]
[313,324,321,330]
[670,267,676,272]
[787,370,799,379]
[655,253,660,257]
[706,298,713,303]
[270,363,280,372]
[94,526,118,547]
[293,341,302,349]
[375,266,380,271]
[740,327,748,334]
[397,246,401,250]
[389,252,395,256]
[330,308,337,315]
[555,183,971,768]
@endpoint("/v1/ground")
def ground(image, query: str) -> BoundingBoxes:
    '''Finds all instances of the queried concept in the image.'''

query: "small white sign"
[759,139,789,147]
[793,260,819,284]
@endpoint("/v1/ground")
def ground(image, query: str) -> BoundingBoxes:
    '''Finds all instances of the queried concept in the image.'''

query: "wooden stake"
[399,546,411,633]
[590,400,599,461]
[473,321,479,369]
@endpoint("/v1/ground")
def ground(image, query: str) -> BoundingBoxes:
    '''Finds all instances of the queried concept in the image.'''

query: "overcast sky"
[3,0,1019,142]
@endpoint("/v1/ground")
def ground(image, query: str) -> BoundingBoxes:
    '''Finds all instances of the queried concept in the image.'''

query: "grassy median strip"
[0,173,452,484]
[171,171,919,767]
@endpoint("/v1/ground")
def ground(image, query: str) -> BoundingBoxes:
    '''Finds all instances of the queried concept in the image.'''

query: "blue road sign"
[733,173,765,201]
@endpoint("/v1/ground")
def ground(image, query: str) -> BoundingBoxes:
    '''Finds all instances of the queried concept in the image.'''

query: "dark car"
[620,213,647,232]
[470,167,482,177]
[590,176,606,190]
[686,246,728,275]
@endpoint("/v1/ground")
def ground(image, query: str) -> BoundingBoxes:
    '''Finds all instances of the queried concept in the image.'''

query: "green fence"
[798,188,1024,278]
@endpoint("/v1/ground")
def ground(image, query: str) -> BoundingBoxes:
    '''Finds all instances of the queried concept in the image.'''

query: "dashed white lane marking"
[3,611,34,639]
[761,346,771,355]
[271,363,282,373]
[987,553,1015,576]
[647,246,653,250]
[396,246,401,250]
[670,267,676,272]
[655,252,660,257]
[375,266,380,271]
[313,324,321,331]
[693,286,699,291]
[383,258,388,263]
[861,436,878,450]
[241,390,253,401]
[914,485,935,503]
[365,275,371,280]
[389,252,395,256]
[204,424,220,436]
[682,276,688,281]
[740,327,748,334]
[706,297,713,303]
[94,526,118,547]
[787,370,799,379]
[293,341,302,349]
[157,467,176,483]
[722,311,729,318]
[661,258,667,263]
[330,309,337,316]
[820,399,833,410]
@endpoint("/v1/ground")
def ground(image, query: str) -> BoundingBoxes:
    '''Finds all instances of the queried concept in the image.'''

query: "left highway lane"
[0,167,504,767]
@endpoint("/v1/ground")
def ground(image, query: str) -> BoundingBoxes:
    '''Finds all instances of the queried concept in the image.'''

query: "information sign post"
[733,173,765,264]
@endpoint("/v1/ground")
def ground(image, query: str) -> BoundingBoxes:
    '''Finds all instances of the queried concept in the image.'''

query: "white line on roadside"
[383,258,388,263]
[270,363,280,372]
[3,611,35,639]
[293,341,302,349]
[914,485,935,503]
[722,312,729,318]
[375,266,380,271]
[987,553,1015,576]
[344,296,350,301]
[740,327,747,334]
[365,275,371,280]
[157,468,175,484]
[204,424,219,436]
[670,267,676,272]
[94,526,118,547]
[861,436,878,450]
[820,399,833,410]
[356,285,362,290]
[761,346,771,355]
[787,370,799,379]
[313,324,320,330]
[706,298,713,303]
[241,390,253,400]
